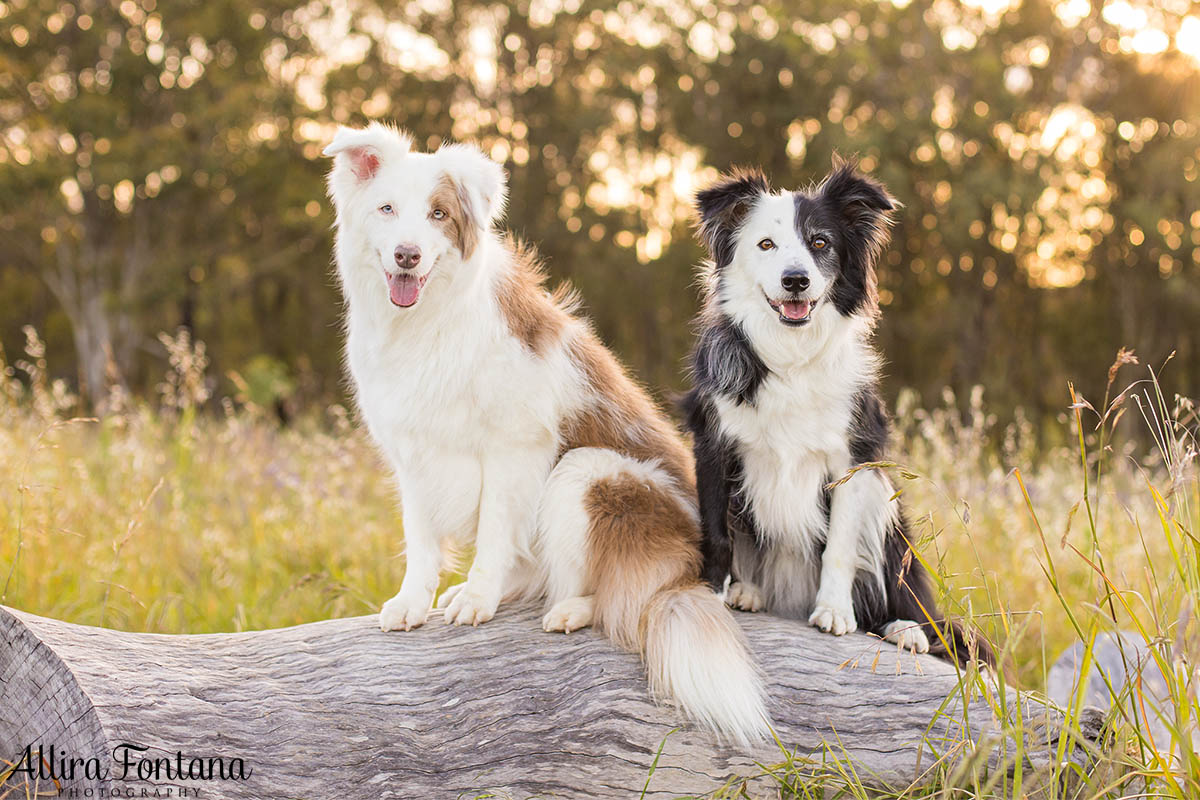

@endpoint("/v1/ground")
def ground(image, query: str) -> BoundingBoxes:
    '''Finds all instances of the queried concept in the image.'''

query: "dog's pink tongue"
[388,274,421,307]
[781,300,811,320]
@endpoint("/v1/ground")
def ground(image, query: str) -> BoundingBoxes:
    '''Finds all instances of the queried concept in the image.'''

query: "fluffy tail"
[640,584,771,746]
[582,467,771,746]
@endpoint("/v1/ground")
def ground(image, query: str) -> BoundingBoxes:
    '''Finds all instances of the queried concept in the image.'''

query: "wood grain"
[0,604,1088,798]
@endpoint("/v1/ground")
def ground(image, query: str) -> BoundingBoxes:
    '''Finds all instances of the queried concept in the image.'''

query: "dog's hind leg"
[542,596,595,634]
[881,619,931,653]
[535,448,607,633]
[726,528,765,612]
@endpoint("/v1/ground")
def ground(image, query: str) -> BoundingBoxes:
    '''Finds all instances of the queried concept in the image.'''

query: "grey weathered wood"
[1,604,1086,798]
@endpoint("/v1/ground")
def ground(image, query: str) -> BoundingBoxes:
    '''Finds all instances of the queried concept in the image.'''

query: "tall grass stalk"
[1,332,1196,797]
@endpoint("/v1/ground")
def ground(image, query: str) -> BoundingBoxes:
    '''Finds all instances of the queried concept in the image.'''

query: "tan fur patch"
[495,239,574,356]
[584,473,700,650]
[524,245,705,651]
[559,335,695,492]
[430,174,478,260]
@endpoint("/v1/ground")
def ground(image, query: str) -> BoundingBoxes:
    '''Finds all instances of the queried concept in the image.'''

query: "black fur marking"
[849,387,890,464]
[809,159,895,317]
[689,313,769,406]
[682,392,744,590]
[684,308,769,592]
[695,168,770,270]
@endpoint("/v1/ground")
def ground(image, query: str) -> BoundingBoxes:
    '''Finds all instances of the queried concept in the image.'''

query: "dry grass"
[895,377,1195,693]
[705,353,1200,799]
[0,328,406,632]
[1,329,1196,798]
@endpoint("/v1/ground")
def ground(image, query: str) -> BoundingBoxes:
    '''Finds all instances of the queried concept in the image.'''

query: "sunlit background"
[1,0,1197,421]
[3,14,1200,769]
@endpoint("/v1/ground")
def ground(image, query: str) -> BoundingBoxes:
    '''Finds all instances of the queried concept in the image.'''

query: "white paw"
[435,582,464,610]
[809,601,858,636]
[443,583,500,627]
[379,592,432,632]
[542,596,595,634]
[726,581,765,612]
[882,619,930,654]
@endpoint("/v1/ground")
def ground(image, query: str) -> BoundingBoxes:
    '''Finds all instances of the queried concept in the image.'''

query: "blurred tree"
[0,0,330,409]
[1,0,1197,423]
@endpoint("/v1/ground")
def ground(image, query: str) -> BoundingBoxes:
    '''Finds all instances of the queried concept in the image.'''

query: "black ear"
[818,157,897,317]
[695,168,770,268]
[819,156,895,235]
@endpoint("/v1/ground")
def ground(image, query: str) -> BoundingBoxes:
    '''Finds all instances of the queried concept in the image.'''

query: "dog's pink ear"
[342,147,381,182]
[323,124,410,184]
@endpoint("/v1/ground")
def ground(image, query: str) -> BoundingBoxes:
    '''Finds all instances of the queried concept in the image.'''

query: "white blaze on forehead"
[731,193,824,295]
[738,194,815,269]
[369,152,441,213]
[742,194,798,242]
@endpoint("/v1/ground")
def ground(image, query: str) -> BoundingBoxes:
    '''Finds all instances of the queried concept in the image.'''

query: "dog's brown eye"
[431,208,447,220]
[380,204,394,214]
[757,238,775,251]
[811,236,827,250]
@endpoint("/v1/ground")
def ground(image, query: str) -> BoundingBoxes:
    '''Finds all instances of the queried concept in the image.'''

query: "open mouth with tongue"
[386,271,429,308]
[764,292,816,326]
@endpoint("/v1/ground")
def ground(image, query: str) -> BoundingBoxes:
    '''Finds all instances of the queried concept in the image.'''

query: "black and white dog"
[683,160,989,666]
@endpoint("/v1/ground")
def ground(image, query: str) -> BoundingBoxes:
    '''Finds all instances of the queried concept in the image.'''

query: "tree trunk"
[43,232,119,412]
[72,290,117,411]
[41,202,150,413]
[0,604,1096,799]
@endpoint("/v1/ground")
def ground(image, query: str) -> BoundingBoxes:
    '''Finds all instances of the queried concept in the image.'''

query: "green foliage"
[0,329,407,632]
[1,0,1197,417]
[1,4,1198,793]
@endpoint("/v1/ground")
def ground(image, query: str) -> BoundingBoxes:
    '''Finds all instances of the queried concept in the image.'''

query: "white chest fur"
[712,316,876,548]
[350,310,540,451]
[715,370,856,546]
[712,319,881,618]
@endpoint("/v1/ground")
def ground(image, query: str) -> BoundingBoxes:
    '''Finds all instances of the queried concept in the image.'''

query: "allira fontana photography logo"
[7,742,251,787]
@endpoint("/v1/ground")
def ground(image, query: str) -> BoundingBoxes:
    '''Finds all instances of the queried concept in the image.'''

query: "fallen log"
[1,603,1091,798]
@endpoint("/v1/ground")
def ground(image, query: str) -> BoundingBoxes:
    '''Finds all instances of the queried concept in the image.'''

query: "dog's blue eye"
[757,238,775,251]
[811,236,827,250]
[379,204,393,214]
[432,208,446,220]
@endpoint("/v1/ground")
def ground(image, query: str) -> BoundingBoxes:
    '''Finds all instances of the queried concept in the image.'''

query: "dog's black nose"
[781,270,810,293]
[394,244,422,270]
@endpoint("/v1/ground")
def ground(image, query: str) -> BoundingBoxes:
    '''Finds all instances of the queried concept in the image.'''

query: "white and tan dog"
[323,123,769,745]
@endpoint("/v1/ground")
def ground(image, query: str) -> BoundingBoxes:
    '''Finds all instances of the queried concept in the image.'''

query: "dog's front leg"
[380,494,442,632]
[810,467,893,636]
[442,450,545,627]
